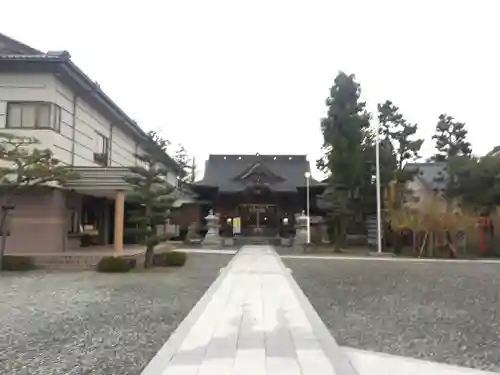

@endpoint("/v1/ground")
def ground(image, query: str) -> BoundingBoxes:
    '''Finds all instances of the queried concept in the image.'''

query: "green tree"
[124,131,176,268]
[447,153,500,213]
[173,144,194,182]
[0,132,78,270]
[377,100,423,207]
[442,150,500,257]
[431,114,472,216]
[378,100,423,174]
[317,71,373,249]
[432,114,472,162]
[0,133,77,187]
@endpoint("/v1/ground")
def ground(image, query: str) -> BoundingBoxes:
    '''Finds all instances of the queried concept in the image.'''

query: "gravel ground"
[0,253,232,375]
[284,257,500,371]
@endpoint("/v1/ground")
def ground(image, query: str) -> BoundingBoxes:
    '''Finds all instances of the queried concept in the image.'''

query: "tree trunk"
[445,231,457,258]
[418,232,428,257]
[144,245,155,269]
[429,231,435,257]
[0,207,11,272]
[144,202,154,268]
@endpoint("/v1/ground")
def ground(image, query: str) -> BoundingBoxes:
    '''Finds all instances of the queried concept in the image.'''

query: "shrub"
[96,256,134,273]
[1,255,36,271]
[80,234,93,247]
[153,251,187,267]
[153,252,168,266]
[166,251,187,267]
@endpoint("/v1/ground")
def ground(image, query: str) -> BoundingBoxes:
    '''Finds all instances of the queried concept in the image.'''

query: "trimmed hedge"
[153,251,187,267]
[96,256,135,273]
[1,255,36,271]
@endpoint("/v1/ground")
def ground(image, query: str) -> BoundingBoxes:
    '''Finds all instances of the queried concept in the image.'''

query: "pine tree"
[124,131,176,268]
[173,144,194,182]
[317,71,372,249]
[432,114,472,161]
[0,132,77,187]
[378,100,423,177]
[0,132,78,270]
[377,101,424,209]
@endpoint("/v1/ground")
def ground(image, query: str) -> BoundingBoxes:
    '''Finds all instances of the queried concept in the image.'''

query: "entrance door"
[239,204,278,236]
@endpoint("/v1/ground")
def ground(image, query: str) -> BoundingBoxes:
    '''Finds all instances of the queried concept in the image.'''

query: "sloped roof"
[404,162,448,190]
[0,32,42,55]
[195,154,321,192]
[0,50,182,174]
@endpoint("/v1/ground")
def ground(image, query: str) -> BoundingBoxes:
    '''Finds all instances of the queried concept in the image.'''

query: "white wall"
[111,125,137,167]
[0,73,68,162]
[0,72,179,178]
[54,79,130,167]
[166,171,178,186]
[406,178,447,212]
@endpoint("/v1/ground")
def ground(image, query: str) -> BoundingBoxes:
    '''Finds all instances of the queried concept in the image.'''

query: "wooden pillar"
[114,190,125,252]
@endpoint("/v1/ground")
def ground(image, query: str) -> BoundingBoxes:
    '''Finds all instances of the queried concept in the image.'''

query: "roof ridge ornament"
[233,161,284,183]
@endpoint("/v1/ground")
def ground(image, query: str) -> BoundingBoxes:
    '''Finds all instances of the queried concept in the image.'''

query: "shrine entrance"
[239,204,279,236]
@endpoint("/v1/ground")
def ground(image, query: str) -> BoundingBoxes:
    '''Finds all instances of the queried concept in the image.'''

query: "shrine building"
[185,154,325,237]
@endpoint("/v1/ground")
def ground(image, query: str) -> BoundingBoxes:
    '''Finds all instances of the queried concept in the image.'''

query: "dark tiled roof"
[404,162,448,190]
[0,32,42,55]
[0,50,182,174]
[195,154,321,192]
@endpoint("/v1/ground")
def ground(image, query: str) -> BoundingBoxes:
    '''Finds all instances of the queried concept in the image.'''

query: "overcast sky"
[3,0,499,179]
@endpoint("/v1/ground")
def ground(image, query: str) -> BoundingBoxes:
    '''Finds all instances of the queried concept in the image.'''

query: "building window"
[6,102,61,131]
[93,132,109,166]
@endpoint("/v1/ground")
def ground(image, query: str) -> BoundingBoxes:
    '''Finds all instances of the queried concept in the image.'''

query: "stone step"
[234,236,282,246]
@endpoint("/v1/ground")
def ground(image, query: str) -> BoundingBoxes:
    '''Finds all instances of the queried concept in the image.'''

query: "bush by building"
[96,256,135,273]
[153,251,187,267]
[1,255,36,271]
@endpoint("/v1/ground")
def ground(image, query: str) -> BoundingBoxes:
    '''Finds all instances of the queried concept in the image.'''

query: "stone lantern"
[318,217,330,243]
[294,210,308,247]
[185,222,199,243]
[202,210,222,248]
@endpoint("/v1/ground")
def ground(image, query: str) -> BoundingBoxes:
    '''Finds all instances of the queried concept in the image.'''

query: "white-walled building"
[0,33,192,254]
[403,162,449,211]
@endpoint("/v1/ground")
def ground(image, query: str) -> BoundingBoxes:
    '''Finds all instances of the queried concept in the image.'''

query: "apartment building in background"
[0,32,193,254]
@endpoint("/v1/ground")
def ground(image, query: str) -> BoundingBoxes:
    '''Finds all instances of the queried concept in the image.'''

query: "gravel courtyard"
[284,257,500,372]
[0,253,232,375]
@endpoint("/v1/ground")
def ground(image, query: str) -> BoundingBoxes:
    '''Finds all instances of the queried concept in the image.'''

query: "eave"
[0,53,183,175]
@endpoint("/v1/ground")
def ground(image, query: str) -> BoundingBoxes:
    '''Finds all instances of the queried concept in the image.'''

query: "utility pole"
[375,113,383,254]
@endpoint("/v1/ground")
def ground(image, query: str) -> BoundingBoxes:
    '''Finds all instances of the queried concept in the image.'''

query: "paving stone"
[141,245,353,375]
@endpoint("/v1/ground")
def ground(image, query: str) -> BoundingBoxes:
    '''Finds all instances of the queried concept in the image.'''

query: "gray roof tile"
[0,32,43,55]
[404,162,448,190]
[0,50,182,173]
[196,154,321,192]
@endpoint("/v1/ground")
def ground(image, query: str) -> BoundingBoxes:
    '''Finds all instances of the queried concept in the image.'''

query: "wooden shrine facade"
[192,154,325,236]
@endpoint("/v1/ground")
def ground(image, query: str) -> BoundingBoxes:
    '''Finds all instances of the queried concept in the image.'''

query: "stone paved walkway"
[141,245,499,375]
[141,245,355,375]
